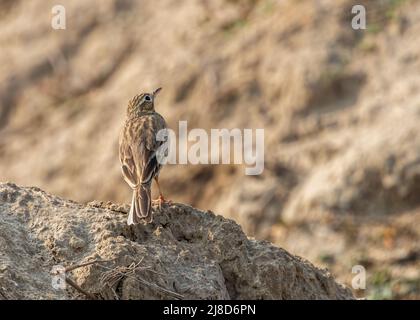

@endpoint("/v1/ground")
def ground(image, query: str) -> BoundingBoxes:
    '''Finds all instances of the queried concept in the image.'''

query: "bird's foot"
[152,195,172,209]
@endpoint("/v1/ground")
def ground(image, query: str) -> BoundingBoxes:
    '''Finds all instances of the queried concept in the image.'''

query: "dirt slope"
[0,182,353,300]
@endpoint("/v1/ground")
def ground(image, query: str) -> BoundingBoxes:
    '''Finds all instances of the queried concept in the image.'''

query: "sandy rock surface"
[0,183,353,300]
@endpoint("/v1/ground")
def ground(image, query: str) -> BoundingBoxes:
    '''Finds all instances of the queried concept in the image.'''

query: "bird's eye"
[144,95,152,102]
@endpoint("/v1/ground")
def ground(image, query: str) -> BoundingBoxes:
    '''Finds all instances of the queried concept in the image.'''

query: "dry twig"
[51,259,112,300]
[99,259,184,300]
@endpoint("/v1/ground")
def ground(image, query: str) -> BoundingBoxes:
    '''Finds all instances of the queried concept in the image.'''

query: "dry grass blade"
[65,259,112,272]
[65,277,96,300]
[99,259,184,300]
[100,260,143,287]
[56,259,113,300]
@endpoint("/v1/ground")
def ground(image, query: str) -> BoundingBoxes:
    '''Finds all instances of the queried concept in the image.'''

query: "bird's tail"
[127,184,152,225]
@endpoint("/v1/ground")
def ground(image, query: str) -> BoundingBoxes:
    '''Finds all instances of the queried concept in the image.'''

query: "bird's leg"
[152,177,171,208]
[154,176,165,201]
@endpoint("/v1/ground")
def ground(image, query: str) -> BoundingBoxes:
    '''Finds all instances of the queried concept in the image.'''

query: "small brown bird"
[119,88,168,225]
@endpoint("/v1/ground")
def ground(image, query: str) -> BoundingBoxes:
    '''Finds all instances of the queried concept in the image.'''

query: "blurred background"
[0,0,419,299]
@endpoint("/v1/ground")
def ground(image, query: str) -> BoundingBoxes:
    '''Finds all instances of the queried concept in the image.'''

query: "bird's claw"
[152,196,172,210]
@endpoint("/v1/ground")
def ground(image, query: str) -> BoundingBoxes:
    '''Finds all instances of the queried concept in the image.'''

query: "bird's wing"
[132,114,167,185]
[138,145,161,184]
[119,129,138,189]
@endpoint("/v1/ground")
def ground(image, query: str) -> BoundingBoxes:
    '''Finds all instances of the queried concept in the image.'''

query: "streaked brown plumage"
[119,88,168,225]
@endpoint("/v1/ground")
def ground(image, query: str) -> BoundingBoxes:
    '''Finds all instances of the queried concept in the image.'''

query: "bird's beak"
[153,87,162,98]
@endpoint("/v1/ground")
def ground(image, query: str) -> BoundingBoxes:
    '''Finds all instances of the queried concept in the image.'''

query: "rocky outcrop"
[0,183,353,300]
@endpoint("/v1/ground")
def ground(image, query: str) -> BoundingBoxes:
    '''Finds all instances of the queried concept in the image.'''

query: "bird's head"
[127,87,162,116]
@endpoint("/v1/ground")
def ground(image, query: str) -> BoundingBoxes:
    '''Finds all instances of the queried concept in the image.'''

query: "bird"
[119,87,169,225]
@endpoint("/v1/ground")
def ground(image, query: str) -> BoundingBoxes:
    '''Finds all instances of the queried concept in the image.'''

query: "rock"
[0,182,353,300]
